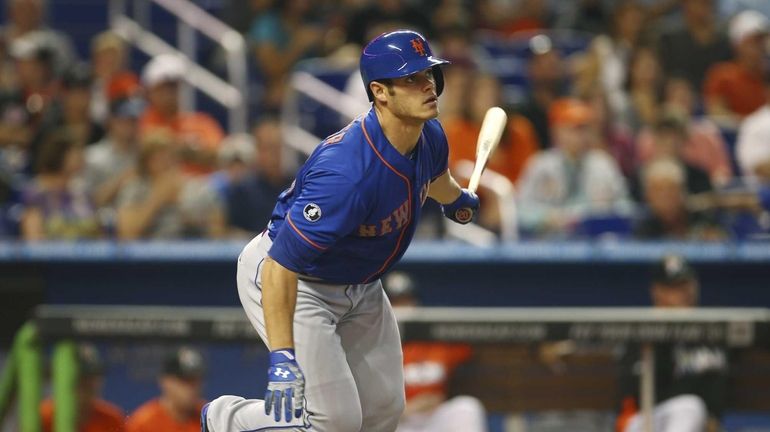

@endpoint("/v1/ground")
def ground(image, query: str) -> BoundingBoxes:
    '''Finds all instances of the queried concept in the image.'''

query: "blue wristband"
[270,348,297,365]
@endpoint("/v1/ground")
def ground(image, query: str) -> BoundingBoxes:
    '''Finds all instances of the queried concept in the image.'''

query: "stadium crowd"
[1,0,769,242]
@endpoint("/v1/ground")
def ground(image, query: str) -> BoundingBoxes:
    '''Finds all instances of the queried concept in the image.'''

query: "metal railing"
[281,65,518,244]
[108,0,248,133]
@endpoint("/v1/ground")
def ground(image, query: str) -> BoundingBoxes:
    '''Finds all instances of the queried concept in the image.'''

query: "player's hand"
[441,189,479,224]
[265,349,305,422]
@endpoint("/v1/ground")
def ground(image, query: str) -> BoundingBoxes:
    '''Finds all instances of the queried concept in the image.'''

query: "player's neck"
[374,105,423,156]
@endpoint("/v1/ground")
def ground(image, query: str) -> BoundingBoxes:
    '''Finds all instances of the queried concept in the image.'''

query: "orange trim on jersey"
[286,212,327,251]
[361,116,412,282]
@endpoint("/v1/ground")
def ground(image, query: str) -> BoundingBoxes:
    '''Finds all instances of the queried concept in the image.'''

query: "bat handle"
[467,164,484,194]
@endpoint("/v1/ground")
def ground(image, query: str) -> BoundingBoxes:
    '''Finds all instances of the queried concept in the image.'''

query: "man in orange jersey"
[40,344,125,432]
[126,347,206,432]
[139,54,225,175]
[384,272,488,432]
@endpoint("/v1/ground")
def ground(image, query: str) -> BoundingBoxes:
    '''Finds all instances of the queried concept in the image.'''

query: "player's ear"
[370,82,388,104]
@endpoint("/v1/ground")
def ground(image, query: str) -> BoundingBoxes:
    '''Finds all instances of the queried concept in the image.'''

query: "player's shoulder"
[126,399,163,429]
[308,116,372,183]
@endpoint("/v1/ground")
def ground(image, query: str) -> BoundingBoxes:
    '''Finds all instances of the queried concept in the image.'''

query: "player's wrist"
[269,348,297,365]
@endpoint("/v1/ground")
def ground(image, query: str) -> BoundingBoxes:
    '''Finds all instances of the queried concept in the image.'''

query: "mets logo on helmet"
[411,38,427,56]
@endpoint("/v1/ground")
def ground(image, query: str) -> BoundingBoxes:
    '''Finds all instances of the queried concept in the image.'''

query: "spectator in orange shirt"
[384,272,487,432]
[139,54,225,175]
[126,347,206,432]
[703,10,769,126]
[444,72,538,231]
[40,344,125,432]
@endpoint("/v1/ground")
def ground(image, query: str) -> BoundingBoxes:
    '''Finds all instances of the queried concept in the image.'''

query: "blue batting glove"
[441,189,480,224]
[265,349,305,422]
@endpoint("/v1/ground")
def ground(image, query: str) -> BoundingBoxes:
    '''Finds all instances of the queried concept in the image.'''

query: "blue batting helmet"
[360,30,450,102]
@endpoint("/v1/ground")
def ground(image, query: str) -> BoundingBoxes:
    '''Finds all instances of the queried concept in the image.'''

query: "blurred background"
[0,0,770,431]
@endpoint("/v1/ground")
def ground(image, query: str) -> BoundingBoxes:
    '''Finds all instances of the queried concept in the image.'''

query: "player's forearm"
[428,170,462,204]
[261,257,299,350]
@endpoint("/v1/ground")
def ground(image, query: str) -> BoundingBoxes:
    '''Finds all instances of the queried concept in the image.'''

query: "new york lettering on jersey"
[267,108,448,284]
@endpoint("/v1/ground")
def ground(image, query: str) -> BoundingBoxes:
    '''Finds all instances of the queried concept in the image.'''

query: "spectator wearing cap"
[126,347,206,432]
[616,255,728,432]
[0,0,76,76]
[657,0,731,94]
[514,35,568,150]
[517,98,632,237]
[89,31,140,124]
[84,98,143,210]
[634,158,725,240]
[736,72,770,186]
[703,10,769,126]
[383,272,487,432]
[40,344,125,432]
[226,117,293,234]
[139,54,225,175]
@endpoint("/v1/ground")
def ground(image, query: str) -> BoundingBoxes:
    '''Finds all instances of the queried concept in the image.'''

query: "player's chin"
[417,104,439,120]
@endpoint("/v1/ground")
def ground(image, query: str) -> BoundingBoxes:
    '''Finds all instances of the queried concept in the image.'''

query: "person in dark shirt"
[514,35,568,149]
[657,0,731,92]
[226,118,292,234]
[616,255,728,432]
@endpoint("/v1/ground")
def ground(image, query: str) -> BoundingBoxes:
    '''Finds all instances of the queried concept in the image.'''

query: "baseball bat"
[467,107,507,193]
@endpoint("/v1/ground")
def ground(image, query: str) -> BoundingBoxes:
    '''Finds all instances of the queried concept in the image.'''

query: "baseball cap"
[549,98,594,127]
[142,54,186,87]
[729,10,769,45]
[652,254,697,285]
[162,347,205,379]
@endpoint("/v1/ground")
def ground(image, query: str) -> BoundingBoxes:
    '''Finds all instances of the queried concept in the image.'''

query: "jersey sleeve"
[268,169,368,272]
[430,122,450,181]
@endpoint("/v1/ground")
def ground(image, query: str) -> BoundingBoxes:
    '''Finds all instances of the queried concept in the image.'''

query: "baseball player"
[201,29,479,432]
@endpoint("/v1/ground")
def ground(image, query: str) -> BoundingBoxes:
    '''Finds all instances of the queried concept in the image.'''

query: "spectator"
[209,132,255,204]
[89,31,140,124]
[515,35,568,149]
[40,344,125,432]
[636,78,733,186]
[703,10,768,126]
[579,85,636,179]
[34,63,105,159]
[0,0,76,76]
[631,112,713,201]
[616,255,728,432]
[446,72,539,185]
[736,72,770,185]
[621,46,663,132]
[517,98,632,237]
[226,118,293,234]
[444,72,539,231]
[126,347,206,432]
[139,54,224,175]
[658,0,731,92]
[0,36,56,177]
[383,272,487,432]
[248,0,324,110]
[346,0,433,47]
[116,132,226,240]
[21,132,100,241]
[84,97,142,210]
[590,2,650,127]
[634,158,724,240]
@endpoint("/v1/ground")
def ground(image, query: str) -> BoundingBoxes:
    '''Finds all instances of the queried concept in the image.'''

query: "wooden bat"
[468,107,507,193]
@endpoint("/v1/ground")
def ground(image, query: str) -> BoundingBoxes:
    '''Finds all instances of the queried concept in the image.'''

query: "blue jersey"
[267,108,449,284]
